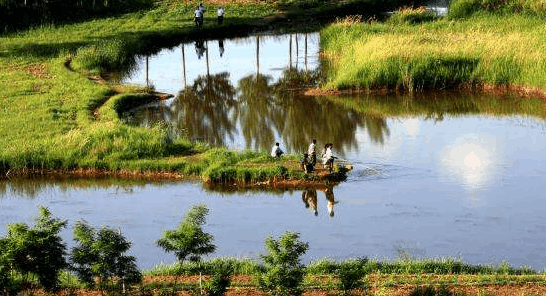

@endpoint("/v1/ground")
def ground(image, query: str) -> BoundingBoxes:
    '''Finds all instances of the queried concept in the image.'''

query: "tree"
[2,206,68,292]
[0,237,15,295]
[69,221,142,289]
[256,231,309,296]
[156,204,216,263]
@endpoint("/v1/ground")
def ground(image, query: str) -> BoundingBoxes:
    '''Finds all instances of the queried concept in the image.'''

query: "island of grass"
[320,0,546,100]
[4,0,422,188]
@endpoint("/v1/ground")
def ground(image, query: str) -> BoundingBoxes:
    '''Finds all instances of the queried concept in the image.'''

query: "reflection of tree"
[235,74,279,150]
[171,72,237,146]
[271,68,384,156]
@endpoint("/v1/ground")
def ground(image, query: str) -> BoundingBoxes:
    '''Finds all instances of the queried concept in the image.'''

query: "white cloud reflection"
[439,134,503,191]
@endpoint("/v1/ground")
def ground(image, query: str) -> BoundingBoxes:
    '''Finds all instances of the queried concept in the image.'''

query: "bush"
[157,204,216,263]
[387,7,438,24]
[255,231,309,296]
[0,238,17,295]
[2,207,68,292]
[69,221,142,289]
[200,273,231,296]
[336,261,364,295]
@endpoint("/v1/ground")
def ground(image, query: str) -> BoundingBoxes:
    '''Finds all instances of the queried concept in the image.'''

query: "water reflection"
[124,67,387,155]
[173,73,237,144]
[301,185,338,217]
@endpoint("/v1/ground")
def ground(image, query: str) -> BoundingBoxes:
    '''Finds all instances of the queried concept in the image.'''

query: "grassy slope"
[320,8,546,94]
[0,2,310,183]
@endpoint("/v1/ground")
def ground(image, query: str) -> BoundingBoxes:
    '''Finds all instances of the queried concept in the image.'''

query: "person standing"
[271,142,284,158]
[308,139,317,166]
[217,6,224,25]
[194,6,203,28]
[322,143,334,171]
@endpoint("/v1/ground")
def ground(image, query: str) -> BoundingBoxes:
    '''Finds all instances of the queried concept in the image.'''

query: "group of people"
[270,139,337,173]
[194,3,224,28]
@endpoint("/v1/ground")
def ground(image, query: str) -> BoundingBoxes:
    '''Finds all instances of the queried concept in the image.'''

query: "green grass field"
[0,1,309,183]
[320,1,546,95]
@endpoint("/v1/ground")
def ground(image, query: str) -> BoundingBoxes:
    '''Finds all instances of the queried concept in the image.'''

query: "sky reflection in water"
[2,33,546,271]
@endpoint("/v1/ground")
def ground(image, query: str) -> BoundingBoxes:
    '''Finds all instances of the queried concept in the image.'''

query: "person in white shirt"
[308,139,317,166]
[322,143,335,171]
[217,6,224,25]
[271,142,284,158]
[194,6,203,28]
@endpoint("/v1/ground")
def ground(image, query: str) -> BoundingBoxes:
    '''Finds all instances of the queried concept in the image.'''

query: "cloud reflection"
[439,135,503,191]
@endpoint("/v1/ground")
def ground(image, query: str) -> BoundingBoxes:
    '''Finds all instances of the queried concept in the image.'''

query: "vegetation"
[156,204,216,263]
[1,206,68,292]
[70,220,142,290]
[1,206,545,295]
[321,0,546,95]
[255,231,309,296]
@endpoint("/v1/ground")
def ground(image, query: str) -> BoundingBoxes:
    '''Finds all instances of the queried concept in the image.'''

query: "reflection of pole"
[182,44,186,88]
[145,55,149,87]
[295,33,299,70]
[305,33,308,71]
[256,35,260,75]
[206,40,210,77]
[289,34,292,69]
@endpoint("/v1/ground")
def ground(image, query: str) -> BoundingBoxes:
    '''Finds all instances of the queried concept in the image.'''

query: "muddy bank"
[0,166,348,191]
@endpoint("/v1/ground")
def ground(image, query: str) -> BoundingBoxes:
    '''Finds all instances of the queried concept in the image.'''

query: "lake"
[2,32,546,272]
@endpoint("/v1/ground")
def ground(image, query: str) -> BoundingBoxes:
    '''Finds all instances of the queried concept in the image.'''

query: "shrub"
[199,273,231,296]
[69,221,142,289]
[0,238,17,295]
[256,231,309,296]
[387,7,438,25]
[157,204,216,263]
[336,260,365,295]
[2,207,68,292]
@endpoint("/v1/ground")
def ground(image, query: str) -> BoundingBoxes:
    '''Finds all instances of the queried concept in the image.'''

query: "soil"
[26,274,546,295]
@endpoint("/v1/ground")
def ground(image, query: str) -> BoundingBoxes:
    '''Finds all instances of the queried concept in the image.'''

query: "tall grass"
[321,11,546,93]
[148,256,541,277]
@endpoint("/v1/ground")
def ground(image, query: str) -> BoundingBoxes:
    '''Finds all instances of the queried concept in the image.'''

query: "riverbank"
[0,0,429,187]
[16,257,546,296]
[319,4,546,98]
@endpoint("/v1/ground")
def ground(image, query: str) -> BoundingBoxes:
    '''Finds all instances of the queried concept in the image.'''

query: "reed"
[321,8,546,94]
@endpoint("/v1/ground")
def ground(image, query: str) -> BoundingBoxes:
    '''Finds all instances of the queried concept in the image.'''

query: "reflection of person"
[302,189,318,216]
[308,139,317,166]
[217,6,224,25]
[218,39,224,57]
[324,186,337,217]
[271,142,284,158]
[195,39,205,59]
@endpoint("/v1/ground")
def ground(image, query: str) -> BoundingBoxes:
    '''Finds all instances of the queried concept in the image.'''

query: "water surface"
[3,32,546,271]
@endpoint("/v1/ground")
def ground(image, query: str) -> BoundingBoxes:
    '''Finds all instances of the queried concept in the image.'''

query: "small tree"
[156,204,216,263]
[3,206,67,292]
[69,221,142,290]
[256,231,309,296]
[336,261,364,296]
[0,237,16,296]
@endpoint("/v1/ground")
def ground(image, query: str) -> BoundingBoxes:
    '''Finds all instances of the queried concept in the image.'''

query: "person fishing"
[322,143,336,172]
[271,142,284,158]
[308,139,317,167]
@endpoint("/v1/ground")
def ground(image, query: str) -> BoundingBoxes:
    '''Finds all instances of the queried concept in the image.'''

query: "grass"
[0,0,332,185]
[7,256,546,295]
[320,3,546,94]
